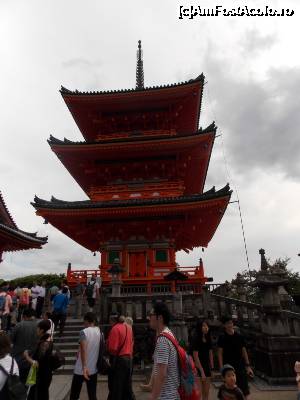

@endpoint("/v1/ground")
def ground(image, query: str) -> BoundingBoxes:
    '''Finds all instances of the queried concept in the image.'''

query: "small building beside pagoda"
[0,191,47,263]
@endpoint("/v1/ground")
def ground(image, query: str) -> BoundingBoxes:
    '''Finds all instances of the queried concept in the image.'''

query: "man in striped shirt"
[149,302,180,400]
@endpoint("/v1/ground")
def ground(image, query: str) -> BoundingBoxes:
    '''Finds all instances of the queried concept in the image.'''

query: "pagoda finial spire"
[136,40,144,90]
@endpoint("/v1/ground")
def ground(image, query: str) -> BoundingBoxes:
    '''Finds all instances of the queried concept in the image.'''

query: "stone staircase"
[54,318,82,375]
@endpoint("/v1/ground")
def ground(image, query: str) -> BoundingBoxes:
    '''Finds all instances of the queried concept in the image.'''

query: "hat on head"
[221,364,235,377]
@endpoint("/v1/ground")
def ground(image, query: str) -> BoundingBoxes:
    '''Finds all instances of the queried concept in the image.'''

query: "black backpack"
[0,358,27,400]
[96,331,110,375]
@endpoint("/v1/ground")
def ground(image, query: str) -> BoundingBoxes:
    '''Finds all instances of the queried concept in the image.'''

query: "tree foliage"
[230,257,300,303]
[4,273,66,288]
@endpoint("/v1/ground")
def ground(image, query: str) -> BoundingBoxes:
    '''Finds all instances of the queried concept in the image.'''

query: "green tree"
[7,273,66,288]
[231,257,300,302]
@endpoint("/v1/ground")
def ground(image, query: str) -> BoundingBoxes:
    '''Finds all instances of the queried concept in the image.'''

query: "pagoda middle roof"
[32,184,231,210]
[48,123,216,147]
[60,74,205,142]
[48,125,216,197]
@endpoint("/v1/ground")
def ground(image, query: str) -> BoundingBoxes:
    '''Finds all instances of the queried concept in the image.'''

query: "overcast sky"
[1,0,300,282]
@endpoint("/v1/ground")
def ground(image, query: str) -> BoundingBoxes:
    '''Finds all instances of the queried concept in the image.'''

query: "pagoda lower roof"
[0,223,48,252]
[60,74,204,142]
[31,185,231,251]
[48,125,216,197]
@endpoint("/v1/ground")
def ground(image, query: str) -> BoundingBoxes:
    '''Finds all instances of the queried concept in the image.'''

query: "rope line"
[205,84,251,274]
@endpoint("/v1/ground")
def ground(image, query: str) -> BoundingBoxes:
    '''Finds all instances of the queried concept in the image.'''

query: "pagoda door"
[129,251,146,277]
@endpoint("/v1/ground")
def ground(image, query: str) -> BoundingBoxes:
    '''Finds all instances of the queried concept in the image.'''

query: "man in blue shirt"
[52,286,69,336]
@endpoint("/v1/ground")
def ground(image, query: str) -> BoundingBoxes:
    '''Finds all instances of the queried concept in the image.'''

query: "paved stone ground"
[78,381,297,400]
[49,374,298,399]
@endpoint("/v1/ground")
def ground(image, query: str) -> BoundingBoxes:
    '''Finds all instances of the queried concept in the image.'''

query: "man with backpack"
[52,287,69,336]
[149,302,199,400]
[149,302,180,400]
[84,275,100,312]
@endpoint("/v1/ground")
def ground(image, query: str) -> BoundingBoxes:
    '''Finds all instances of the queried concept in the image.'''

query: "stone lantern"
[252,249,300,384]
[108,258,124,297]
[254,249,288,319]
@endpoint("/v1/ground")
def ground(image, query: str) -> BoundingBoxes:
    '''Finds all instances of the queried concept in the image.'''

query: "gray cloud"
[240,29,277,55]
[202,56,300,180]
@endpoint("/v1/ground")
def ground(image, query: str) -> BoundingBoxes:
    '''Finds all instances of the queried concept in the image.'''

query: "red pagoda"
[0,191,47,263]
[32,41,231,290]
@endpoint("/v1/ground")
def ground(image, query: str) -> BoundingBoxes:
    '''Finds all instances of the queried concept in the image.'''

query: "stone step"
[55,364,74,375]
[55,342,78,350]
[61,326,82,332]
[54,336,79,343]
[54,330,80,337]
[59,350,78,358]
[63,319,84,325]
[64,356,77,365]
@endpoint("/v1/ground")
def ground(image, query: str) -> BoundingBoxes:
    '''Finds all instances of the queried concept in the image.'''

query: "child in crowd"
[218,364,245,400]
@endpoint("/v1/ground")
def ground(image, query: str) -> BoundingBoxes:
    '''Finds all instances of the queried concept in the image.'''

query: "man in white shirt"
[36,281,46,318]
[69,312,101,400]
[30,282,41,312]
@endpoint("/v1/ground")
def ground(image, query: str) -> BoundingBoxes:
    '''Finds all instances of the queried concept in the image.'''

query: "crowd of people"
[0,278,300,400]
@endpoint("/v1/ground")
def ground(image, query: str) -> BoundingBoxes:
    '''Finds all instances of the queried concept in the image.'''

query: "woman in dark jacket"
[191,319,214,400]
[24,319,53,400]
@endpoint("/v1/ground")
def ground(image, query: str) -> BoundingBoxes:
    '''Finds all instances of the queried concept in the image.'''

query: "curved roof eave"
[60,74,205,97]
[31,184,231,211]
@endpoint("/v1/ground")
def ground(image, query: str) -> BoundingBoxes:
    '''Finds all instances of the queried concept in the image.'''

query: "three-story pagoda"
[32,41,231,289]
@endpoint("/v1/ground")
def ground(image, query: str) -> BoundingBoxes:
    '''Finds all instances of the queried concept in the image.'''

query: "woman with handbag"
[24,319,53,400]
[0,332,26,400]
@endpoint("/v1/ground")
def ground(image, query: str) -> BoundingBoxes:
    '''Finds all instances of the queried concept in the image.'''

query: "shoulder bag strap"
[10,358,14,375]
[159,332,179,349]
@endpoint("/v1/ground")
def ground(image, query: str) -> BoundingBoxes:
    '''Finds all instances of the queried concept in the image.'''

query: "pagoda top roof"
[32,184,231,210]
[60,74,204,141]
[60,73,204,97]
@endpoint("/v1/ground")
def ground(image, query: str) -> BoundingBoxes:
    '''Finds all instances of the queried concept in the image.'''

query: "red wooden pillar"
[171,281,176,293]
